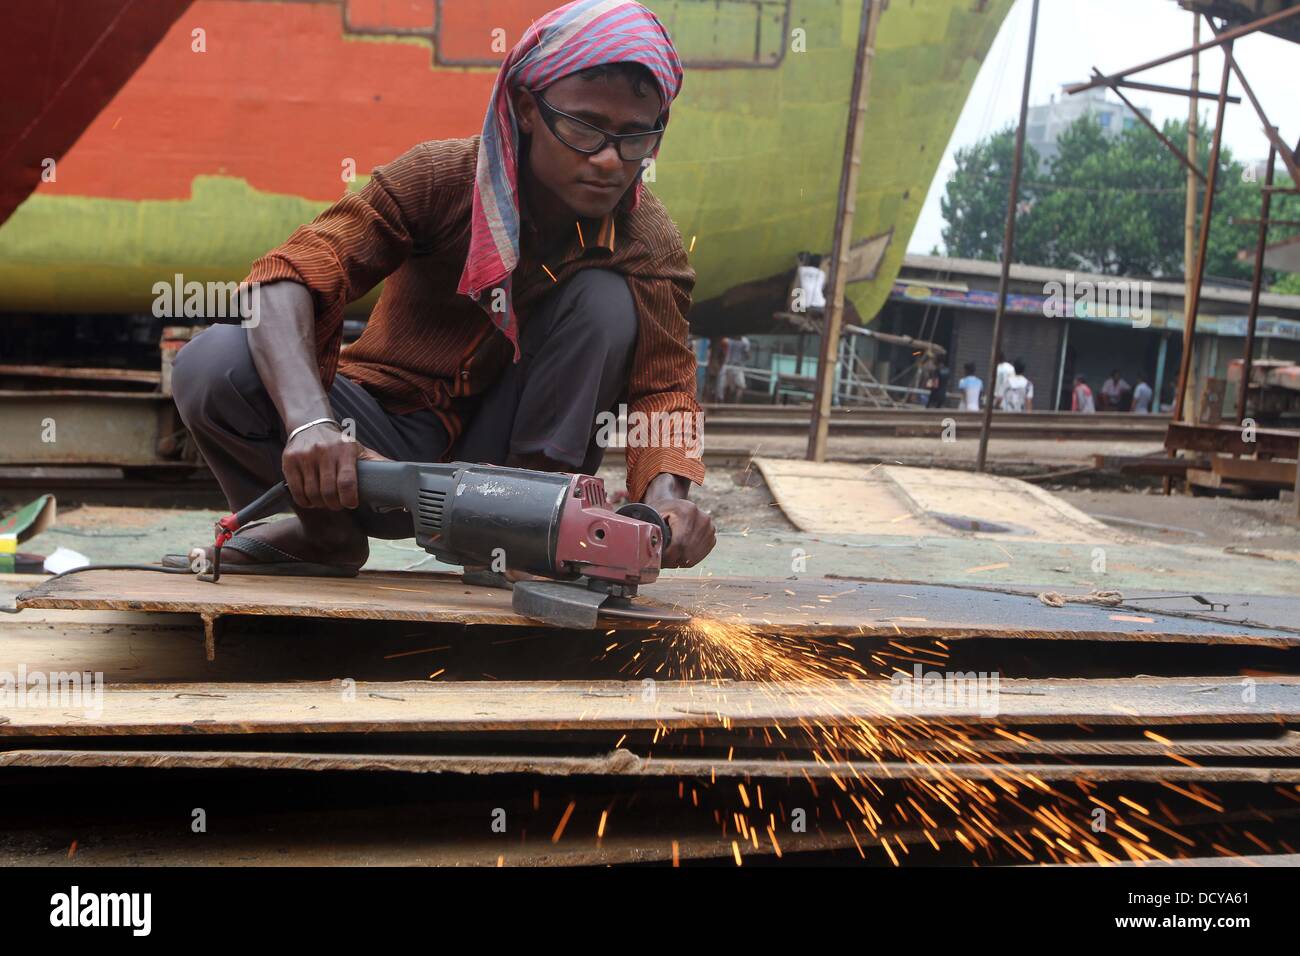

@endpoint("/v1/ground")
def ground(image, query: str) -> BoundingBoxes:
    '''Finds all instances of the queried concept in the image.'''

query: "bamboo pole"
[807,0,882,462]
[1171,40,1233,430]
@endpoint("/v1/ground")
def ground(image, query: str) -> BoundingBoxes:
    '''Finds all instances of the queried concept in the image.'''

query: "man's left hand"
[643,473,715,569]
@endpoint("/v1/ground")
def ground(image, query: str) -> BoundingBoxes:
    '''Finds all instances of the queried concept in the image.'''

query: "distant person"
[926,359,951,409]
[1002,358,1034,412]
[1071,375,1095,413]
[1100,369,1131,411]
[1132,377,1153,414]
[993,352,1015,409]
[793,252,827,313]
[704,338,726,402]
[720,336,750,403]
[957,362,983,411]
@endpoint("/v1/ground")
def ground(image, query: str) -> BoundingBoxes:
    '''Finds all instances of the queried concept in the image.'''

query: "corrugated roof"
[901,253,1300,313]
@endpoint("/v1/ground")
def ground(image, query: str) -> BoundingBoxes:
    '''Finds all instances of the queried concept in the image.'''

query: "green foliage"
[940,113,1300,288]
[1273,271,1300,295]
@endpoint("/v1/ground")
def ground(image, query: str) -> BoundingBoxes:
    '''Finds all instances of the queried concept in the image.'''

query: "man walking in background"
[1100,369,1132,411]
[1072,375,1095,413]
[957,362,982,411]
[992,352,1015,409]
[1001,359,1034,413]
[1132,377,1153,413]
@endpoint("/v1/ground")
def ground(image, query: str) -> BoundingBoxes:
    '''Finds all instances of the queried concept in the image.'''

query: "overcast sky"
[908,0,1300,254]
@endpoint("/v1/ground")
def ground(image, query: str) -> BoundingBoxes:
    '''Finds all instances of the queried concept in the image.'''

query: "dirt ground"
[1054,486,1300,551]
[598,462,1300,551]
[596,462,796,534]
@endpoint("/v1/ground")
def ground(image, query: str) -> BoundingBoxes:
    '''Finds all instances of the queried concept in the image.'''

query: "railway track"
[700,404,1170,440]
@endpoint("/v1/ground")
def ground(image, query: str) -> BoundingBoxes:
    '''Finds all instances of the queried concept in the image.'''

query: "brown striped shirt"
[244,136,703,503]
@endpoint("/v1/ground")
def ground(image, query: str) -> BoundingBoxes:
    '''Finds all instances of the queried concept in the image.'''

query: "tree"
[940,128,1041,261]
[940,113,1300,288]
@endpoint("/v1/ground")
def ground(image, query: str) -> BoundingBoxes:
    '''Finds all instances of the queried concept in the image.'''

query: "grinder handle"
[225,460,414,533]
[354,459,417,510]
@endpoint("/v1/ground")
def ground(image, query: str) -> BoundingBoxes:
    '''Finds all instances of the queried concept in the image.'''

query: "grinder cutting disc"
[598,596,691,625]
[512,579,690,629]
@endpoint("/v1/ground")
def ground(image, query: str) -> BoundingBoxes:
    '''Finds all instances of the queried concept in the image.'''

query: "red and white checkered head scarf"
[456,0,684,361]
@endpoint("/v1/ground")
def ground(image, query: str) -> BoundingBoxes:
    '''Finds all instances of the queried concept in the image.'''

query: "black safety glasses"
[530,91,664,162]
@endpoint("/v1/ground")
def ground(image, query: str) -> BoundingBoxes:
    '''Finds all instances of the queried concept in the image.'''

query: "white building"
[1026,85,1152,164]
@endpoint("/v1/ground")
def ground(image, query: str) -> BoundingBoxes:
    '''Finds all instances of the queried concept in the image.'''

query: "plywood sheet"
[752,458,1119,543]
[2,677,1298,735]
[13,569,1300,646]
[2,748,1297,784]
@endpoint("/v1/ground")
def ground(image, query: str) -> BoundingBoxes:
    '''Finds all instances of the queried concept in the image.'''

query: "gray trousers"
[171,269,638,539]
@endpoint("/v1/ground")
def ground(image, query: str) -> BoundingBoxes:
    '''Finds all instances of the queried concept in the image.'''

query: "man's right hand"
[282,423,360,511]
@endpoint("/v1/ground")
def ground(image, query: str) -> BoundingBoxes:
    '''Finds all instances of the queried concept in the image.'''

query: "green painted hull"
[0,0,1011,324]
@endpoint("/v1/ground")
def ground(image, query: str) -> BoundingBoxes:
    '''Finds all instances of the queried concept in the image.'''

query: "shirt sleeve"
[622,249,706,504]
[241,143,442,390]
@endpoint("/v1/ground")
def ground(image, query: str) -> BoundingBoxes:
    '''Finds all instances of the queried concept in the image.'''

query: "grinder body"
[208,460,673,627]
[355,461,665,587]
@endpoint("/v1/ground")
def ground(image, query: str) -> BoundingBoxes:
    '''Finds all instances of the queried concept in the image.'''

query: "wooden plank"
[907,731,1300,759]
[1186,467,1270,498]
[1211,456,1297,487]
[2,677,1298,736]
[0,364,160,386]
[3,747,1299,783]
[1092,454,1204,477]
[14,569,1300,646]
[1166,421,1299,459]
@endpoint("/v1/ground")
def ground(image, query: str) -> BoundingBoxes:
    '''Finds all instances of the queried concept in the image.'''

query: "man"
[168,0,714,576]
[1100,369,1131,412]
[956,362,982,411]
[1132,377,1153,414]
[1071,375,1095,413]
[1001,359,1034,413]
[926,358,951,409]
[704,338,725,403]
[793,252,827,313]
[992,353,1015,409]
[720,336,751,404]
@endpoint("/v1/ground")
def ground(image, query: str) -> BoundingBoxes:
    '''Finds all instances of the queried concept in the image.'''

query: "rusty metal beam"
[1065,5,1300,96]
[1111,76,1240,103]
[0,390,178,466]
[1207,20,1300,188]
[1171,41,1233,427]
[978,0,1040,472]
[1093,68,1204,184]
[1239,144,1276,423]
[1229,217,1300,228]
[1165,420,1299,459]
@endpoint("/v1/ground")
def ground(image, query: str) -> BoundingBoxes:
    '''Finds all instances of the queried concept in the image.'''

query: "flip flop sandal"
[160,520,361,578]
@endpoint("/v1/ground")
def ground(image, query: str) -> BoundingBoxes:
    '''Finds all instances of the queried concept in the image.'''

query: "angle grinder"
[208,460,689,629]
